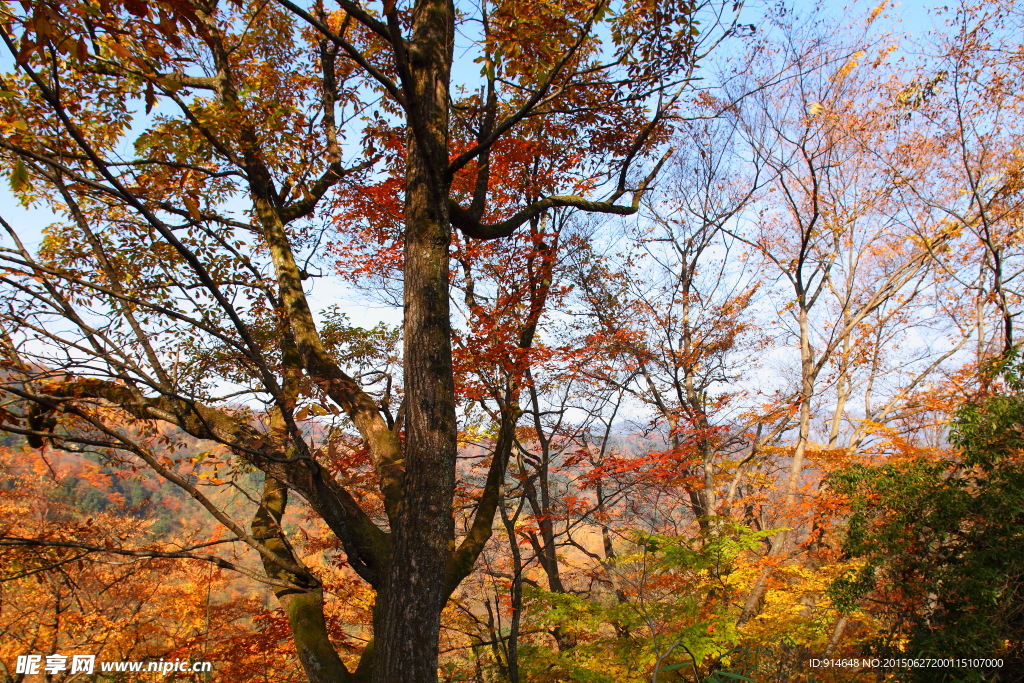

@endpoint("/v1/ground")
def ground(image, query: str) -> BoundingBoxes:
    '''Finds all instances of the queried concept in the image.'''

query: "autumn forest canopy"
[0,0,1022,680]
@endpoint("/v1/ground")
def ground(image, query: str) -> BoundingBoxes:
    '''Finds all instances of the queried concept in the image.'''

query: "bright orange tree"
[0,442,314,683]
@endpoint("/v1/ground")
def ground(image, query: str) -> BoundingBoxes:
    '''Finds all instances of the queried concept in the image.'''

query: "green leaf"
[9,158,30,193]
[707,672,756,682]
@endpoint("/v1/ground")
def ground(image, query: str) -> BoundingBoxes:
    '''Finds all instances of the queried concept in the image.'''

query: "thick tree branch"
[446,0,606,177]
[252,477,356,683]
[446,405,517,593]
[275,0,408,109]
[279,157,377,224]
[0,537,303,589]
[12,377,388,586]
[451,148,671,240]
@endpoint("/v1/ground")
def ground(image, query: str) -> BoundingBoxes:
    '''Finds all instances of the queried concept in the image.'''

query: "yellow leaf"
[182,196,202,220]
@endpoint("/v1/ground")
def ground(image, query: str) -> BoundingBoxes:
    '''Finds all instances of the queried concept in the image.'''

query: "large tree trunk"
[373,0,456,679]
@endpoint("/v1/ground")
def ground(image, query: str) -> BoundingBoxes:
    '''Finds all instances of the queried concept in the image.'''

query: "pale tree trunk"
[739,304,817,625]
[828,333,853,447]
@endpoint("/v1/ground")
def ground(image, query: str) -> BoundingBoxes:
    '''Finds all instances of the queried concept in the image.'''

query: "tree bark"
[373,0,456,679]
[253,477,353,683]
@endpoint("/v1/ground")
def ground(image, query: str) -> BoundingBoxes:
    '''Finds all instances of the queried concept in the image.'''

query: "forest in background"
[0,0,1022,680]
